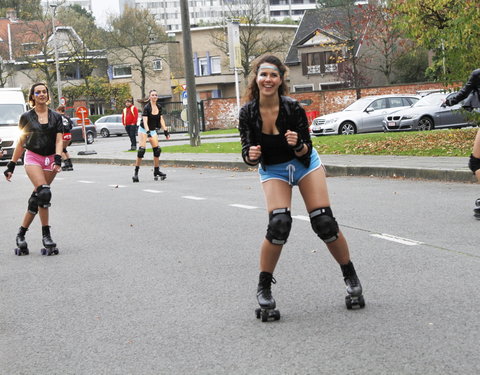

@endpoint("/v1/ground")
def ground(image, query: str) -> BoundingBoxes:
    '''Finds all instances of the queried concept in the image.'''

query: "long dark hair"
[244,55,289,102]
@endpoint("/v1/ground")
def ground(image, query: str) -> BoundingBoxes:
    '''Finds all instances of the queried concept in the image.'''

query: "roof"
[285,7,359,65]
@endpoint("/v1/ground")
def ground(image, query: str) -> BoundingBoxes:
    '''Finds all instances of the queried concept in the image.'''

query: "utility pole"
[50,2,63,107]
[179,0,201,146]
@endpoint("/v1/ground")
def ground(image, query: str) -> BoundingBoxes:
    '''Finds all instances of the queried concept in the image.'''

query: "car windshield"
[343,98,373,111]
[413,94,446,107]
[0,104,24,126]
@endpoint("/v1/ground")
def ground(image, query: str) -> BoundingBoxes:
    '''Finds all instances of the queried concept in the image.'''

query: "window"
[22,42,37,51]
[153,59,162,71]
[198,57,209,76]
[112,65,132,78]
[293,84,314,93]
[302,51,341,76]
[370,99,388,110]
[210,56,221,74]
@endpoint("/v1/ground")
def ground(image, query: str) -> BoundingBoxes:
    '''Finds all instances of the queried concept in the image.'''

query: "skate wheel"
[255,308,261,319]
[261,311,268,322]
[161,176,166,180]
[345,295,353,310]
[14,248,21,256]
[273,310,281,321]
[358,295,365,308]
[41,248,47,256]
[54,248,59,255]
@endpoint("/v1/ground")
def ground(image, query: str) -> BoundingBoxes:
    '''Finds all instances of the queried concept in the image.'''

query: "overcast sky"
[90,0,120,28]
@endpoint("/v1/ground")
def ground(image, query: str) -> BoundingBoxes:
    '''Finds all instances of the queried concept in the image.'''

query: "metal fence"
[161,101,205,133]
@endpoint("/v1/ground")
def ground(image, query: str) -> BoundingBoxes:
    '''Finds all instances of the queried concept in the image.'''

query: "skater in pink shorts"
[3,83,64,256]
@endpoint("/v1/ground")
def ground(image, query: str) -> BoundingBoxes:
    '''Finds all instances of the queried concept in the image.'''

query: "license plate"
[387,121,396,127]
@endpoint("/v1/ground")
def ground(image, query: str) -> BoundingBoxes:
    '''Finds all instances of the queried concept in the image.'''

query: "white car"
[94,114,127,137]
[310,95,420,136]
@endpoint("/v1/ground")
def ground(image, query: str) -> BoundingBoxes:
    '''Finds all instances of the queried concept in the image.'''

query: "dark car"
[383,92,474,132]
[71,117,97,144]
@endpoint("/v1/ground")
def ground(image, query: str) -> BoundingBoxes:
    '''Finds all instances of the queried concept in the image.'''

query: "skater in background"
[132,89,170,182]
[3,82,64,255]
[56,105,74,171]
[444,68,480,219]
[122,98,139,151]
[238,55,365,321]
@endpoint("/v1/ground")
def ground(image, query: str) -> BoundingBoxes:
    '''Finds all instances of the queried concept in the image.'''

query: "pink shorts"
[24,150,56,171]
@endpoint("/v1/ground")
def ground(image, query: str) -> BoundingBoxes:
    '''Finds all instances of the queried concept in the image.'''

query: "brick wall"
[202,82,457,130]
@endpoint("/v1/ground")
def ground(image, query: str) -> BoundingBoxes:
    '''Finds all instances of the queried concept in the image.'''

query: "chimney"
[6,8,17,22]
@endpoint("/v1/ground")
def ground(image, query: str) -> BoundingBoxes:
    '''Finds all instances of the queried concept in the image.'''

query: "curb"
[71,157,476,183]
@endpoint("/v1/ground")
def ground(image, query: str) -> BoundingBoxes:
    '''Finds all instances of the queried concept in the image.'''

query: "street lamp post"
[50,3,62,107]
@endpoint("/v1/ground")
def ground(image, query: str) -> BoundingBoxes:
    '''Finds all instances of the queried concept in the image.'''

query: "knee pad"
[309,207,339,243]
[27,191,38,215]
[36,185,52,208]
[137,147,146,159]
[153,146,161,157]
[469,154,480,174]
[266,208,292,245]
[63,148,68,153]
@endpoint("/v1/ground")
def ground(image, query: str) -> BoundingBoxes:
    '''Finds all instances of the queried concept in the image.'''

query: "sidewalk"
[71,134,476,183]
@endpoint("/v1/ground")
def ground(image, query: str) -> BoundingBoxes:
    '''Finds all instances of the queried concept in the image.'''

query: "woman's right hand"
[248,145,262,162]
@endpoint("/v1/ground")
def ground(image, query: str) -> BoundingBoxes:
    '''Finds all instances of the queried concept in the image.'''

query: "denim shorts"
[24,150,56,171]
[138,127,158,137]
[258,149,322,186]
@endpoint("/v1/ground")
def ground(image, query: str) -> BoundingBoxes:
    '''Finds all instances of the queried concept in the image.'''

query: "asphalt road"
[1,164,479,374]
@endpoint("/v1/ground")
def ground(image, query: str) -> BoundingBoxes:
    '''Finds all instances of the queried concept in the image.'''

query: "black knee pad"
[27,191,38,215]
[266,208,292,245]
[310,207,339,243]
[63,148,68,153]
[469,154,480,174]
[36,185,52,208]
[137,147,146,159]
[153,146,161,157]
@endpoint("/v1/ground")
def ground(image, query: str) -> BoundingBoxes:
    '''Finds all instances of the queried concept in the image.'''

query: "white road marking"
[108,184,127,188]
[182,196,206,200]
[371,233,423,246]
[143,189,163,194]
[292,215,309,221]
[229,204,258,210]
[78,180,95,184]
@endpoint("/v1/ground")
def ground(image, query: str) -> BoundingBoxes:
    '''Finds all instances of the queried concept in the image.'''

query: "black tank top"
[261,133,295,165]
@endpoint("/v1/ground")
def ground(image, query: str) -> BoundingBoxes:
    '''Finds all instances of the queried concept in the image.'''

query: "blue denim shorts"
[138,127,158,137]
[258,149,322,186]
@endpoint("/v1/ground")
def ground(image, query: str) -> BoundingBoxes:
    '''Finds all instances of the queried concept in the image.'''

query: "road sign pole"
[76,106,97,155]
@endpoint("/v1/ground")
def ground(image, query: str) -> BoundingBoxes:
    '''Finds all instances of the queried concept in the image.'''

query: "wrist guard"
[4,161,15,177]
[54,154,62,166]
[468,154,480,174]
[164,130,170,138]
[146,130,152,138]
[292,140,304,152]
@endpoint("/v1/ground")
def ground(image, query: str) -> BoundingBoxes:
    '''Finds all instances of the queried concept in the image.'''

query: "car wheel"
[86,131,94,144]
[418,117,434,131]
[100,128,110,137]
[338,122,356,135]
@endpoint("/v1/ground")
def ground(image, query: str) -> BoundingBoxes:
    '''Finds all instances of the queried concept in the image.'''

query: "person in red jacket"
[122,98,139,151]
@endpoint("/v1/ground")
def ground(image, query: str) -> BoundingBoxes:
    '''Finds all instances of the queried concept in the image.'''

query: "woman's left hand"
[285,130,298,147]
[53,165,62,173]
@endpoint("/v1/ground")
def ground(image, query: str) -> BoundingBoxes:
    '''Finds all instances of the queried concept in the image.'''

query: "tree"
[209,0,293,80]
[391,0,480,83]
[0,0,42,20]
[106,6,169,99]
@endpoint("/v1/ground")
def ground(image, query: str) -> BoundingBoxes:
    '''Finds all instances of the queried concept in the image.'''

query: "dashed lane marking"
[182,196,206,200]
[371,233,423,246]
[229,204,258,210]
[78,180,95,184]
[108,184,127,188]
[143,189,163,194]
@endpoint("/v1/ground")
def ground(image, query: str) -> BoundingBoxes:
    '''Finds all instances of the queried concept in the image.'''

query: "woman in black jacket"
[239,55,365,321]
[132,89,170,182]
[445,69,480,219]
[3,83,64,255]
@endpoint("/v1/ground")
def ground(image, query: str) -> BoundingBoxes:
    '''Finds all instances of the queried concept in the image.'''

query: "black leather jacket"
[238,95,313,169]
[446,69,480,106]
[19,109,63,156]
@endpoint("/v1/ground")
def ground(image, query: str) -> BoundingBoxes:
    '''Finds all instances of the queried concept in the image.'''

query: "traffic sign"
[181,84,187,90]
[75,106,88,125]
[60,97,66,106]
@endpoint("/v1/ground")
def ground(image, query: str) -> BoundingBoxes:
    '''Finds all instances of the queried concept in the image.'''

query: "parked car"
[71,117,97,144]
[383,92,474,132]
[95,114,127,137]
[310,94,420,136]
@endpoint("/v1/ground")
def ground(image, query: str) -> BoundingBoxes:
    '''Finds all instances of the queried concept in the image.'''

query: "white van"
[0,88,27,161]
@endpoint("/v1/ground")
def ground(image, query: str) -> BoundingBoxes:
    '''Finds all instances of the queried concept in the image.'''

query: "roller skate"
[65,159,74,171]
[341,261,365,310]
[14,226,29,256]
[255,272,281,322]
[154,167,166,181]
[474,198,480,220]
[132,167,139,183]
[40,226,59,256]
